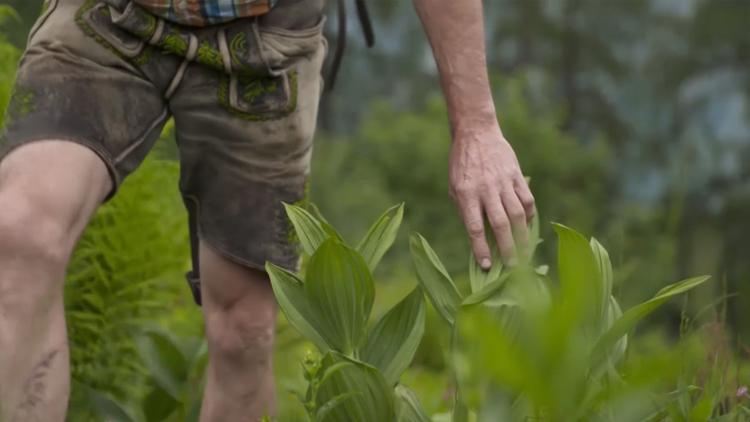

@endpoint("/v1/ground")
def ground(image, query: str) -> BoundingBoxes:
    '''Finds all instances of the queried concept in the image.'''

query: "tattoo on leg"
[11,350,59,422]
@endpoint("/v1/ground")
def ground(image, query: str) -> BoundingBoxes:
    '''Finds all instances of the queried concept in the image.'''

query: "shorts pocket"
[218,70,298,121]
[76,0,148,61]
[223,17,325,76]
[27,0,60,45]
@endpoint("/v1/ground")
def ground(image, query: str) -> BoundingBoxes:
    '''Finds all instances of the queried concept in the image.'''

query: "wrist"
[449,102,499,137]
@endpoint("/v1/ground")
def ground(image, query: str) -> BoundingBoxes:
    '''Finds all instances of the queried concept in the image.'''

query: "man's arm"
[413,0,535,268]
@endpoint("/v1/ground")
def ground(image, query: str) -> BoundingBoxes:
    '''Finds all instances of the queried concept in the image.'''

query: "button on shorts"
[0,0,327,273]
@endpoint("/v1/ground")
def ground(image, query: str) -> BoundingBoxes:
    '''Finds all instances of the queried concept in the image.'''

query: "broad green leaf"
[306,238,375,355]
[266,262,330,351]
[590,237,614,315]
[462,272,511,306]
[356,203,405,272]
[591,275,711,366]
[553,223,603,326]
[524,212,543,263]
[395,385,432,422]
[409,233,462,325]
[361,287,426,385]
[315,352,395,422]
[469,248,502,293]
[315,392,362,422]
[135,330,188,400]
[309,203,344,240]
[82,384,136,422]
[452,388,478,422]
[606,295,627,364]
[142,385,179,422]
[284,203,335,255]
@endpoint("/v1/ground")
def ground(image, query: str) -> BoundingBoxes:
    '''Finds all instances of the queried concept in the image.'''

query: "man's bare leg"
[199,244,277,421]
[0,141,111,421]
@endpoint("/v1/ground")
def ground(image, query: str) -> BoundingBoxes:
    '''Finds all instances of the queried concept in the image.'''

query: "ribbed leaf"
[553,223,603,325]
[590,237,614,317]
[315,353,395,422]
[409,233,462,325]
[81,384,136,422]
[266,262,330,351]
[591,275,711,366]
[134,331,188,400]
[356,203,405,272]
[395,384,432,422]
[469,249,502,294]
[361,287,426,385]
[462,272,512,306]
[306,238,375,355]
[284,203,335,255]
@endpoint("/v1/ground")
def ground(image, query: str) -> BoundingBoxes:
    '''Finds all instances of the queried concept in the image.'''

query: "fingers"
[514,176,536,222]
[453,175,536,269]
[483,190,515,265]
[501,188,530,255]
[458,194,492,270]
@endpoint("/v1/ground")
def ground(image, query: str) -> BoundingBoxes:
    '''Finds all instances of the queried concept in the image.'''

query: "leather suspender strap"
[185,198,202,306]
[327,0,374,90]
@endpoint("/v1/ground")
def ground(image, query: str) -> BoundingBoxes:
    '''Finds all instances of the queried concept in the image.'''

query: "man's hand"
[412,0,535,268]
[450,122,535,269]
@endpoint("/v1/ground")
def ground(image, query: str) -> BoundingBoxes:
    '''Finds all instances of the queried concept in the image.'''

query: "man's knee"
[0,182,86,315]
[206,304,276,368]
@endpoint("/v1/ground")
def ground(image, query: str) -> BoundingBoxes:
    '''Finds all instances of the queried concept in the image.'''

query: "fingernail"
[481,258,491,269]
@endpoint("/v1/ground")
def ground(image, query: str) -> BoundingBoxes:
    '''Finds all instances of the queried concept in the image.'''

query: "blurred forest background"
[0,0,749,419]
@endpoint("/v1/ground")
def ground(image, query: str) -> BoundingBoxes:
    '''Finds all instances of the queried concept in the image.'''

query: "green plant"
[270,201,714,421]
[411,221,712,421]
[267,203,433,421]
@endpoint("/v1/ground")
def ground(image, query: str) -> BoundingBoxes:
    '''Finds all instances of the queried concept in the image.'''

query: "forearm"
[413,0,497,136]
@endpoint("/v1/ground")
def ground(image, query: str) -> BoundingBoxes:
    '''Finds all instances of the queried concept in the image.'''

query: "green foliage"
[270,203,427,421]
[64,155,195,419]
[0,6,20,126]
[411,222,711,421]
[409,233,462,326]
[273,201,718,421]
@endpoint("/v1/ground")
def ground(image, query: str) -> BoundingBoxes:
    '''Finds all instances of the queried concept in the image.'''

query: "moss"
[5,86,36,126]
[241,77,278,103]
[160,33,188,57]
[217,71,298,121]
[39,0,50,16]
[196,41,224,71]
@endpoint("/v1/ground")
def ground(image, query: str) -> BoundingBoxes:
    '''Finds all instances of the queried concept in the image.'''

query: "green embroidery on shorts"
[5,86,36,127]
[229,32,248,72]
[75,0,151,66]
[217,71,298,121]
[196,41,224,71]
[160,33,188,57]
[241,78,279,103]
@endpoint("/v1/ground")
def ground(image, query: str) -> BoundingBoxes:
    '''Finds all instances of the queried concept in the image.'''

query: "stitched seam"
[113,109,169,164]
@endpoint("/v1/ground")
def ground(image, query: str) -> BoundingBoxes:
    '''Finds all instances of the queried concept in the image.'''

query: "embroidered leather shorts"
[0,0,327,275]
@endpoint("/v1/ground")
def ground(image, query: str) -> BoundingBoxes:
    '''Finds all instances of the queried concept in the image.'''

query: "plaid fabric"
[133,0,278,26]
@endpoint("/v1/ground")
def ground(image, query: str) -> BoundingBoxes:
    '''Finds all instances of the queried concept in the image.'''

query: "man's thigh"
[0,141,111,230]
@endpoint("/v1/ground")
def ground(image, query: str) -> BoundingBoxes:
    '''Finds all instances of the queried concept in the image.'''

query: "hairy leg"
[0,141,111,422]
[199,244,278,422]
